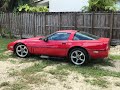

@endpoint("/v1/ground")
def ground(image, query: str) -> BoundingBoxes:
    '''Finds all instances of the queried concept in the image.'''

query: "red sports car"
[7,30,110,65]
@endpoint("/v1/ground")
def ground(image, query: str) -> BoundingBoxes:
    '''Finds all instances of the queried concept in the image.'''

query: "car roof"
[57,30,77,33]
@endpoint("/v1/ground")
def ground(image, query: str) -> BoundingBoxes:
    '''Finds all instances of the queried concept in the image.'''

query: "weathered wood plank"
[0,12,120,41]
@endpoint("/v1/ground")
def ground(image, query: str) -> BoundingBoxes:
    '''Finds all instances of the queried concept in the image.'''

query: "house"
[116,0,120,10]
[33,0,89,12]
[33,0,120,12]
[49,0,89,12]
[33,0,49,7]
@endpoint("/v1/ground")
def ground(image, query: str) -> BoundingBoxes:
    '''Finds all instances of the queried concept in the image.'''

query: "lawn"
[0,37,120,90]
[0,37,15,53]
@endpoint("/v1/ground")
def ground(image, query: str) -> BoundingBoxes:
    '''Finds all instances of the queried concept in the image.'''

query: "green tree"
[18,4,48,12]
[0,0,31,12]
[82,0,117,12]
[0,0,48,12]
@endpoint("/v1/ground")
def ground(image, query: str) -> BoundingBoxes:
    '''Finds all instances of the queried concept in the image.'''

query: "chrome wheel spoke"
[19,45,23,50]
[71,50,86,65]
[71,56,77,59]
[76,59,79,63]
[75,51,79,56]
[17,49,22,52]
[79,53,83,56]
[21,51,24,56]
[16,45,28,57]
[23,50,27,54]
[79,57,84,61]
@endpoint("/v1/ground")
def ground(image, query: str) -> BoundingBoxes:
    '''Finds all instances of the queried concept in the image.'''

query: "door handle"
[62,42,66,45]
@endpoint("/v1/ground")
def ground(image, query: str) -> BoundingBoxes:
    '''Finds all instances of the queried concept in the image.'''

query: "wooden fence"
[0,12,120,40]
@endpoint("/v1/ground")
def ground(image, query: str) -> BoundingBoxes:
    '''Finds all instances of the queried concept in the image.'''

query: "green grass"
[85,78,109,88]
[19,60,120,83]
[115,82,120,87]
[109,55,120,60]
[22,74,48,84]
[55,64,120,78]
[0,38,15,53]
[0,37,15,59]
[21,62,48,75]
[0,82,10,88]
[48,69,69,76]
[48,66,70,81]
[9,70,19,77]
[10,61,60,84]
[8,82,28,90]
[0,81,29,90]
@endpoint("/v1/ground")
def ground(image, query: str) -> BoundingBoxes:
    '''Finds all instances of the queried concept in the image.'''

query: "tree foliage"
[0,0,31,12]
[82,0,117,12]
[0,0,48,12]
[18,4,48,12]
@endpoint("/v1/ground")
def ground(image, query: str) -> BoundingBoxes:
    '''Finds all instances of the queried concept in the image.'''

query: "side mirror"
[43,38,48,42]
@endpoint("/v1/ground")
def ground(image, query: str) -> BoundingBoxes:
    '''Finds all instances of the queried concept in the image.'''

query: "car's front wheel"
[69,48,89,65]
[15,44,29,58]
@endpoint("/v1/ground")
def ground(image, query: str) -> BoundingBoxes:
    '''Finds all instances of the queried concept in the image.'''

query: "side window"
[74,32,93,40]
[48,32,70,40]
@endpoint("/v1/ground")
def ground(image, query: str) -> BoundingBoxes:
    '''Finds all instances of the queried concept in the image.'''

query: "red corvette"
[7,30,110,65]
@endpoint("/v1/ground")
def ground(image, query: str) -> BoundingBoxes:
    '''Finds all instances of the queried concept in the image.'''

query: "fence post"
[33,13,36,37]
[91,12,95,34]
[19,13,22,39]
[8,13,12,38]
[0,24,1,37]
[110,12,114,40]
[0,12,1,36]
[74,12,77,30]
[58,12,61,30]
[44,13,47,35]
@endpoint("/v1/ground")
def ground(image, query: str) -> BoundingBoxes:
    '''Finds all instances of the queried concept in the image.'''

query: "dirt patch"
[43,65,57,72]
[110,45,120,55]
[103,76,120,90]
[28,72,120,90]
[0,58,33,85]
[100,60,120,72]
[4,50,13,56]
[29,72,100,90]
[0,61,17,84]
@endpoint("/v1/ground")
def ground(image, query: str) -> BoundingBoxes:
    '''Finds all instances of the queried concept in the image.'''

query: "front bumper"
[7,42,15,51]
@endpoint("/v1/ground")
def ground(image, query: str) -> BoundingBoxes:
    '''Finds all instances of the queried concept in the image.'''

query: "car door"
[37,32,71,57]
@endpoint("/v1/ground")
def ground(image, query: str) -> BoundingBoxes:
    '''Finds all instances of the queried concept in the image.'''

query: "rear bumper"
[88,50,109,59]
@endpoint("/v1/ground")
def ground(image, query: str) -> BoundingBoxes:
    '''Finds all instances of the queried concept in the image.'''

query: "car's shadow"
[10,54,114,67]
[87,58,114,67]
[27,55,114,67]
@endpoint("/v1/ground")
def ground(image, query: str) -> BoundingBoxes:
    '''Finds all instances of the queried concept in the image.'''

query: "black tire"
[69,48,89,65]
[15,44,29,58]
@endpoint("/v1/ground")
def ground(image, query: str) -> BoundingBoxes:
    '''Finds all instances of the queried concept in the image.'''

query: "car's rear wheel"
[69,48,89,65]
[15,44,29,58]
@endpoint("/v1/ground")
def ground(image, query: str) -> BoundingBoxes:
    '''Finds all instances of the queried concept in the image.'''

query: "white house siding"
[116,1,120,11]
[49,0,89,12]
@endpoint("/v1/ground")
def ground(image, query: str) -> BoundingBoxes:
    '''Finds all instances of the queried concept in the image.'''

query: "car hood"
[15,36,45,43]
